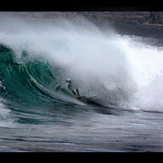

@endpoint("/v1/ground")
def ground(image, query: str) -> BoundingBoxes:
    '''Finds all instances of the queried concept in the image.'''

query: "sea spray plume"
[1,14,163,152]
[0,14,137,109]
[125,38,163,112]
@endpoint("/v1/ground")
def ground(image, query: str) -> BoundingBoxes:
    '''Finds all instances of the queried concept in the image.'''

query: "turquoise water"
[0,16,163,151]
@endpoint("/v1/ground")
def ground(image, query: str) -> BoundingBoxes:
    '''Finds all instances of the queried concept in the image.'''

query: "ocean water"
[0,15,163,152]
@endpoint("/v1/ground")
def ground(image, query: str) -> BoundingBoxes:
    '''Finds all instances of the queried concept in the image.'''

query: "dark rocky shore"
[0,11,163,40]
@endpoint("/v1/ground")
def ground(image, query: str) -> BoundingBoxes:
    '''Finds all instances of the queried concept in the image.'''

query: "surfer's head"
[65,78,71,83]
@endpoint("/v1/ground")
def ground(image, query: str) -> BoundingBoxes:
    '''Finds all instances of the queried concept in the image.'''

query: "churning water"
[0,15,163,152]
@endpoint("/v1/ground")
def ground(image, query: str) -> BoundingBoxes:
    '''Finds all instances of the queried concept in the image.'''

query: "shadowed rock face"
[0,11,163,25]
[1,11,163,40]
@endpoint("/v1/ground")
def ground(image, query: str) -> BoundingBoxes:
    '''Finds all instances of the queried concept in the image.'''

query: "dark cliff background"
[0,11,163,40]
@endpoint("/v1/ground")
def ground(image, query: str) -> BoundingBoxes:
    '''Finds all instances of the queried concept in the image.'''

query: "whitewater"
[0,15,163,152]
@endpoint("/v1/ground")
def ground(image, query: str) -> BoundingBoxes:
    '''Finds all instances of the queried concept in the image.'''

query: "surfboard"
[76,96,104,107]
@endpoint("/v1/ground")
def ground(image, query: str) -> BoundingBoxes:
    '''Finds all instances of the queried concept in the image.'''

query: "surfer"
[65,79,81,98]
[55,79,81,98]
[55,79,103,106]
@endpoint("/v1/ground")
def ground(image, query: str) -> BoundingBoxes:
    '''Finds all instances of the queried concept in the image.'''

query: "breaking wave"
[0,16,163,127]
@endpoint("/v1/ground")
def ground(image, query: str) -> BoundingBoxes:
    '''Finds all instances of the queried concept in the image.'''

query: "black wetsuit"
[67,80,77,95]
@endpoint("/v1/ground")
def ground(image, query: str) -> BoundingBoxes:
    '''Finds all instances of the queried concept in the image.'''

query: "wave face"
[0,15,163,127]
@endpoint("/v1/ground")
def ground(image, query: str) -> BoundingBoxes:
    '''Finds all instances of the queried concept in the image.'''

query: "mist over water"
[0,15,163,112]
[122,35,163,112]
[0,17,133,105]
[0,14,163,151]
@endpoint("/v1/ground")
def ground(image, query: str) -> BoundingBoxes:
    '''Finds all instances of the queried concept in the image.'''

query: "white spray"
[0,15,163,112]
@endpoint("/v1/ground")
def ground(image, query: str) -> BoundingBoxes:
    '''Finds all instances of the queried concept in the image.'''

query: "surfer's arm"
[55,79,67,91]
[76,88,80,98]
[55,85,61,91]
